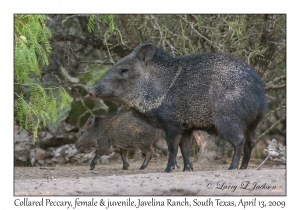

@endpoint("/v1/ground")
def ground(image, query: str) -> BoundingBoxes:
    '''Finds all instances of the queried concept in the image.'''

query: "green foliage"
[14,85,73,140]
[87,15,97,33]
[14,93,31,131]
[46,89,72,133]
[67,101,89,127]
[59,88,73,109]
[81,64,111,87]
[88,14,114,33]
[102,15,114,33]
[14,14,73,141]
[14,14,51,83]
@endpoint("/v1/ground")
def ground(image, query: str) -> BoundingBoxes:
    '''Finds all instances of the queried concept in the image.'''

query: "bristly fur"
[75,110,179,170]
[89,41,267,172]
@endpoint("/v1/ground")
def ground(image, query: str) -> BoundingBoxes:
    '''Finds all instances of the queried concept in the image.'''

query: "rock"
[14,126,34,166]
[46,144,79,165]
[37,131,77,149]
[29,148,46,166]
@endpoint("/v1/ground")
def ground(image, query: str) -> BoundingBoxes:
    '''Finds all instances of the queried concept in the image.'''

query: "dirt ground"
[14,156,286,196]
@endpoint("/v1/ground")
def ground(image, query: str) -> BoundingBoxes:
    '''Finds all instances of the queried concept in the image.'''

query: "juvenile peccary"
[75,111,180,170]
[88,41,267,172]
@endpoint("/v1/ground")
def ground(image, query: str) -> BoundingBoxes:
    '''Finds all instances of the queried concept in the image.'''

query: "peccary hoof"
[139,165,147,170]
[123,164,130,170]
[183,163,193,172]
[239,164,248,170]
[90,165,95,170]
[164,166,174,173]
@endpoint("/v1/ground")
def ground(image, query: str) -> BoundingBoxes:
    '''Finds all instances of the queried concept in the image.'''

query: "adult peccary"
[75,111,180,170]
[88,41,267,172]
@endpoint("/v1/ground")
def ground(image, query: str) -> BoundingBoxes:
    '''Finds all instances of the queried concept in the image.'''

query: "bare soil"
[14,157,286,196]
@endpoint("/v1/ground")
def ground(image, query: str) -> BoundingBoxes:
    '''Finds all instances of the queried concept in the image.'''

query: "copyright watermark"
[206,181,276,193]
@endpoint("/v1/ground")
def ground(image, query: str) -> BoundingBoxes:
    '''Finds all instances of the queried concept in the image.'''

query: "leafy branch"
[14,84,73,140]
[14,14,73,141]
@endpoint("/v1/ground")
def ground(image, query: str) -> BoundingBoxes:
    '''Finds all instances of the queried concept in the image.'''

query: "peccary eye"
[80,130,84,136]
[120,69,129,74]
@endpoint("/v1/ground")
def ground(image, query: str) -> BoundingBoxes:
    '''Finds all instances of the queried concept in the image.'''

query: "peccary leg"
[90,149,107,170]
[164,128,181,173]
[175,159,180,169]
[240,130,254,169]
[216,118,245,170]
[228,140,244,170]
[179,131,193,172]
[153,139,180,169]
[139,148,153,170]
[90,150,101,170]
[120,148,130,170]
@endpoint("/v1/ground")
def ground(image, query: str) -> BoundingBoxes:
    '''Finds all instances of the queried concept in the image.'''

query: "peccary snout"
[89,41,267,173]
[74,139,82,151]
[88,87,96,99]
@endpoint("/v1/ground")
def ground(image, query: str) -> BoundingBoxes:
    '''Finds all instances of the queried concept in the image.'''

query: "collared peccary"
[88,41,266,172]
[75,111,180,170]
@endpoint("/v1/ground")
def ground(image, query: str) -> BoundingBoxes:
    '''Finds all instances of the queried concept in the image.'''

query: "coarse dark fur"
[89,41,267,172]
[75,110,180,170]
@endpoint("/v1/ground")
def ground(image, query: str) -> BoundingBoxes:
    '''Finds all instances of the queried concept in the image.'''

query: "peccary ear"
[88,115,95,127]
[136,42,156,65]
